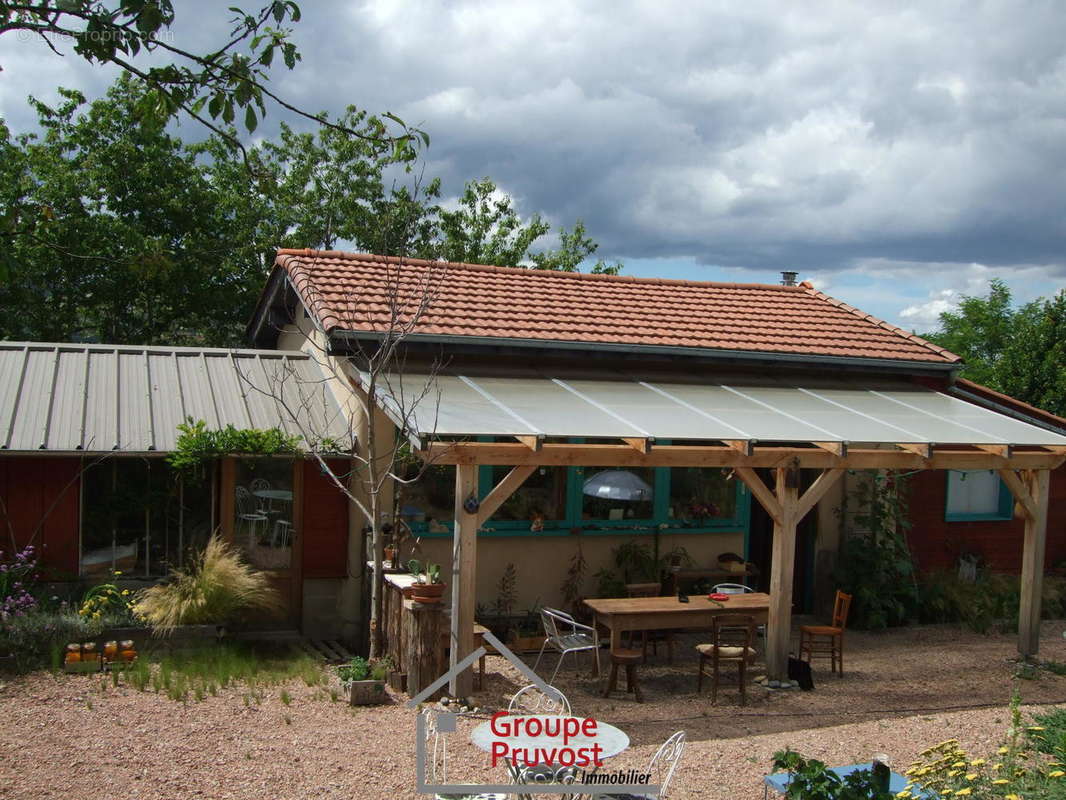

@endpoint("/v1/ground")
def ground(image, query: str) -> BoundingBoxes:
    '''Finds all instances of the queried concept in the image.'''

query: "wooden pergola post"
[448,463,478,697]
[447,463,537,696]
[737,465,844,680]
[999,468,1051,658]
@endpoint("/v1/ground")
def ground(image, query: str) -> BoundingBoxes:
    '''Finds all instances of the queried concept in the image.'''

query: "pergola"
[370,370,1066,696]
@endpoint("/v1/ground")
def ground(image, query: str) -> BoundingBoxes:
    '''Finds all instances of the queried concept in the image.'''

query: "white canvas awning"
[366,370,1066,448]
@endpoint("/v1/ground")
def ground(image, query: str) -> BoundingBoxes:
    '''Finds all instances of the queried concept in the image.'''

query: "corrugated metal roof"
[0,342,352,453]
[364,369,1066,448]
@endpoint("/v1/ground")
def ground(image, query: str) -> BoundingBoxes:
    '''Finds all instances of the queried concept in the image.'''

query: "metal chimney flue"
[780,271,798,286]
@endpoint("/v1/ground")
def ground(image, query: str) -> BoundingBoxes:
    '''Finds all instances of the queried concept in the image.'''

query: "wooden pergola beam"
[735,467,782,523]
[976,444,1012,458]
[897,443,933,458]
[422,442,1065,471]
[812,441,847,457]
[515,435,541,451]
[621,437,651,453]
[723,439,754,456]
[477,464,537,526]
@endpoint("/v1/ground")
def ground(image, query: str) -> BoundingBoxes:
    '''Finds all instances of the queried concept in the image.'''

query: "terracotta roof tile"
[272,249,962,365]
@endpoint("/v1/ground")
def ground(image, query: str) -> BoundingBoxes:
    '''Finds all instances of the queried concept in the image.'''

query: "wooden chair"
[625,582,675,664]
[603,648,644,703]
[696,614,757,705]
[798,589,852,676]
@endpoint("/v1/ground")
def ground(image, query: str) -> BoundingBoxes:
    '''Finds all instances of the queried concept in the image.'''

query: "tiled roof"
[272,249,962,365]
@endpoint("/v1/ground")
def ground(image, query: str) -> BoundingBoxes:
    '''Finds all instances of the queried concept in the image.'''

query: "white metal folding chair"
[712,583,752,594]
[605,730,686,800]
[532,607,601,685]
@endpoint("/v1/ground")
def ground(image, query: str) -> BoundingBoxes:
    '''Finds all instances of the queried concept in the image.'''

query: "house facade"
[2,250,1064,656]
[247,249,1066,633]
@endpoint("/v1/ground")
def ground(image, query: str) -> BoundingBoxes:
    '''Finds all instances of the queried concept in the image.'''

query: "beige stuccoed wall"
[409,529,745,611]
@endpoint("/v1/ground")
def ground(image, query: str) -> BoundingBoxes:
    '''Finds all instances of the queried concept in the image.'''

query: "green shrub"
[337,656,369,682]
[0,609,109,672]
[133,536,281,634]
[833,471,919,629]
[771,749,892,800]
[918,572,1066,633]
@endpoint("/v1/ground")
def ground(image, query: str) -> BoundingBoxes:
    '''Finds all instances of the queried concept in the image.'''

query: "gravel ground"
[3,621,1066,800]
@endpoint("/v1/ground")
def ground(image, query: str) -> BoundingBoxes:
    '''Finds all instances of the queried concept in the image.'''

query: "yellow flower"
[121,589,130,596]
[998,747,1010,755]
[949,770,962,777]
[1005,794,1021,800]
[112,570,122,576]
[952,762,968,768]
[992,764,1003,771]
[1050,770,1065,778]
[896,791,911,798]
[966,774,978,781]
[971,759,985,767]
[992,779,1009,785]
[956,789,972,797]
[1027,726,1045,731]
[941,790,953,797]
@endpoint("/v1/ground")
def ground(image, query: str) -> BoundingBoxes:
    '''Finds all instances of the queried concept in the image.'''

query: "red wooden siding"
[906,464,1066,573]
[300,459,351,579]
[0,456,81,577]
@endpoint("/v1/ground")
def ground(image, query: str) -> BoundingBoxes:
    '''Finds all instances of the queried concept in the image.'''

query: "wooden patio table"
[584,593,771,651]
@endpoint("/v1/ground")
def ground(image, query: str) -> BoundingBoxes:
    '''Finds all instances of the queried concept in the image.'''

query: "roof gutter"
[330,330,961,375]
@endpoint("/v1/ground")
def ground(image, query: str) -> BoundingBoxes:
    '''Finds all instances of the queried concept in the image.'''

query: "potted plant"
[338,656,388,705]
[410,562,447,604]
[508,605,547,653]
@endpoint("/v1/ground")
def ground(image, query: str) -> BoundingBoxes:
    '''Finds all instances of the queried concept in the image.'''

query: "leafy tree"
[530,220,622,275]
[923,280,1066,416]
[0,1,419,150]
[433,176,550,267]
[432,177,623,273]
[0,78,253,344]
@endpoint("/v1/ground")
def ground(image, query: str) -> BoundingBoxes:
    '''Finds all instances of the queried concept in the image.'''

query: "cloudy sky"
[2,0,1065,331]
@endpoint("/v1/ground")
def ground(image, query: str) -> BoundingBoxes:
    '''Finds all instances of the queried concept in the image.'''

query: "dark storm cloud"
[2,0,1065,282]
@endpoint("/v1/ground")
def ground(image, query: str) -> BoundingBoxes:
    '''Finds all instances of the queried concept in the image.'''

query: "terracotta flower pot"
[410,582,447,604]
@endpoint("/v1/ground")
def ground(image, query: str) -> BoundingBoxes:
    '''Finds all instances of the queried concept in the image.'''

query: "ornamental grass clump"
[133,536,281,634]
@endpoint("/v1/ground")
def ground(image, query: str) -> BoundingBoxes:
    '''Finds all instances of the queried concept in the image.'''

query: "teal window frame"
[409,438,752,540]
[944,469,1013,522]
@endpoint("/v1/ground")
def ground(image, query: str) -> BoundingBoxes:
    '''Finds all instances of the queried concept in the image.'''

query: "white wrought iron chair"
[235,486,268,546]
[605,730,686,800]
[507,683,572,716]
[532,607,601,685]
[421,707,509,800]
[507,685,578,787]
[248,477,273,513]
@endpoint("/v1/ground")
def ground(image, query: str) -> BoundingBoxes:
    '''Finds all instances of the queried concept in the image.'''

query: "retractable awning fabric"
[367,371,1066,448]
